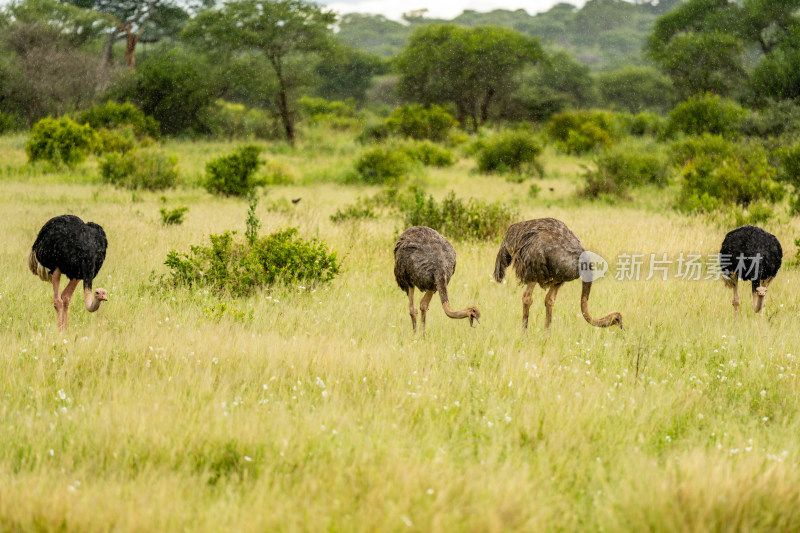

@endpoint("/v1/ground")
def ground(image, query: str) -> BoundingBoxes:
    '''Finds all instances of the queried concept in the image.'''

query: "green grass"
[1,129,800,531]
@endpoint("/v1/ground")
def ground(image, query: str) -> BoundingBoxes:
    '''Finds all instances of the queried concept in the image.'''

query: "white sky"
[321,0,583,21]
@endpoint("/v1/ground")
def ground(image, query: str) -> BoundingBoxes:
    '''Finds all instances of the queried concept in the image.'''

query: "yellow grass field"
[2,131,800,531]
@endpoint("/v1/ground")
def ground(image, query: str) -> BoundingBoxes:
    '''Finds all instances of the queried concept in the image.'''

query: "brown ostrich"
[494,218,622,330]
[394,226,480,334]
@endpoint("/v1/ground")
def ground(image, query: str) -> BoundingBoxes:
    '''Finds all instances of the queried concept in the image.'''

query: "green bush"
[160,206,188,226]
[475,130,542,174]
[100,149,179,190]
[358,119,392,144]
[546,111,616,154]
[676,143,784,213]
[76,101,159,138]
[354,146,413,184]
[298,96,359,129]
[330,203,377,223]
[583,145,669,199]
[201,101,282,140]
[739,101,800,139]
[401,140,455,167]
[26,117,97,167]
[403,189,515,241]
[667,93,746,138]
[618,111,668,137]
[0,111,22,134]
[163,227,340,296]
[95,126,140,155]
[205,145,264,197]
[669,134,733,168]
[385,105,457,142]
[776,143,800,214]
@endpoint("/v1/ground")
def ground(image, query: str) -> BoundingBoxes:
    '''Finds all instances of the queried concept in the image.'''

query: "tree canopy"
[395,25,543,130]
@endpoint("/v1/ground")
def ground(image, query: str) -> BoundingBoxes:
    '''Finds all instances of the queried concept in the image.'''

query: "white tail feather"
[27,250,52,282]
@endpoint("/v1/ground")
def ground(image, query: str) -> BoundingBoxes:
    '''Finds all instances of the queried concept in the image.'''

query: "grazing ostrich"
[720,225,782,315]
[27,215,108,332]
[394,226,480,334]
[494,218,623,330]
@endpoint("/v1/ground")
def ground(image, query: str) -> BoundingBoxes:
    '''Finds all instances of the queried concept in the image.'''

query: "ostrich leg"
[419,290,435,336]
[59,279,80,332]
[51,268,64,331]
[522,282,535,329]
[730,273,740,313]
[407,287,418,332]
[544,282,564,329]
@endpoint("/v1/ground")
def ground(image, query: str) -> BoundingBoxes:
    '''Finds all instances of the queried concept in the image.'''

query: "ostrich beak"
[470,316,480,327]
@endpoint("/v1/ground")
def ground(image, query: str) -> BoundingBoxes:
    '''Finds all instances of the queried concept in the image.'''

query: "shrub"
[0,112,22,134]
[100,149,179,190]
[401,140,455,167]
[358,120,392,144]
[26,117,97,167]
[75,101,159,138]
[403,189,515,241]
[776,143,800,214]
[201,100,282,140]
[115,48,220,135]
[739,101,800,139]
[619,111,668,137]
[675,143,784,213]
[354,146,413,184]
[669,134,733,168]
[160,206,188,226]
[475,130,542,174]
[297,96,359,129]
[330,203,377,223]
[667,93,746,138]
[583,145,669,199]
[95,126,139,155]
[385,105,457,142]
[205,145,264,197]
[163,227,340,296]
[546,111,616,154]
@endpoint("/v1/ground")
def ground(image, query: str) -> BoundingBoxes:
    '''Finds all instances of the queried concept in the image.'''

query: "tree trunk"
[270,55,295,146]
[100,30,119,68]
[479,87,495,126]
[124,28,139,69]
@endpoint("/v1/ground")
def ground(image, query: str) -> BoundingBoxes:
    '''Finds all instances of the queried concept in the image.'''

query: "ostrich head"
[609,312,624,330]
[756,286,767,297]
[467,307,481,327]
[85,287,108,312]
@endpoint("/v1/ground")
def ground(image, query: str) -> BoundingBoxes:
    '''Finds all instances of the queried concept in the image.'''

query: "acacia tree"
[395,25,543,131]
[646,0,800,100]
[60,0,211,69]
[184,0,335,145]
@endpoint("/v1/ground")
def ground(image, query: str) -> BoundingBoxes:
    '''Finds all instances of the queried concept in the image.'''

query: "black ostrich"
[27,215,108,331]
[394,226,480,334]
[719,225,782,315]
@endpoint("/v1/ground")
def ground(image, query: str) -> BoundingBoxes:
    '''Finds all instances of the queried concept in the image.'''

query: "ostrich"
[394,226,480,334]
[719,225,782,315]
[494,218,622,330]
[27,215,108,332]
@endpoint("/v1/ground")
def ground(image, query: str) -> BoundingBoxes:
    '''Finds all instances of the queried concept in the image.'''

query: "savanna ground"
[2,128,800,531]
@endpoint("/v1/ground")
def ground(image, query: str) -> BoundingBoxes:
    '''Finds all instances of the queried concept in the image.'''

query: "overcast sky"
[322,0,584,21]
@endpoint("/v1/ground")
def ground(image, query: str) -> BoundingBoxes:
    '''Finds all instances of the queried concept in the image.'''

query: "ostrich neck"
[442,301,470,320]
[580,281,617,327]
[84,288,102,312]
[753,293,765,313]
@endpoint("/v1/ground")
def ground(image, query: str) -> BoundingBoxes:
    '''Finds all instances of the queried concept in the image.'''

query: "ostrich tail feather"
[27,250,52,281]
[494,243,511,282]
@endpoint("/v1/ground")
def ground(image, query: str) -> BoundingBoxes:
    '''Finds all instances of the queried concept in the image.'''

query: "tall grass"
[1,131,800,531]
